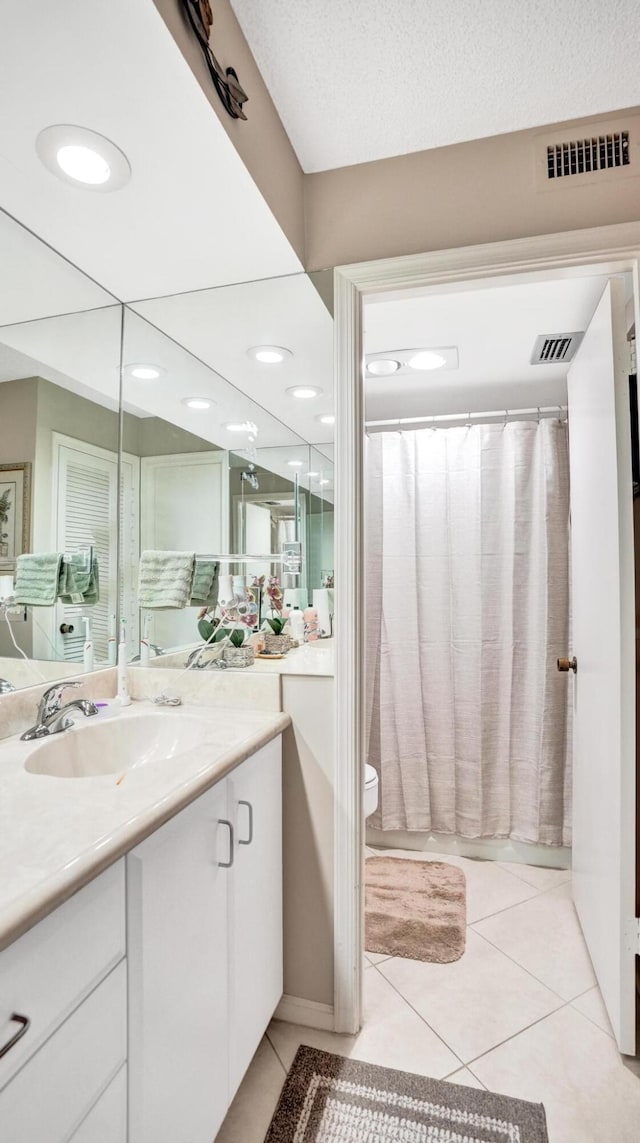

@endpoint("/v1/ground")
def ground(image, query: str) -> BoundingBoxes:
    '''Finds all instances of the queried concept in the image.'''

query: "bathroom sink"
[24,711,219,779]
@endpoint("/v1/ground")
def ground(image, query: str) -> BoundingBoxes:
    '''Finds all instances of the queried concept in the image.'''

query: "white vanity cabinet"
[0,862,127,1143]
[127,736,283,1143]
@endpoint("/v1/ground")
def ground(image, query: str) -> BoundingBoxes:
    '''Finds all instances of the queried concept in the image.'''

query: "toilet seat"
[364,763,379,818]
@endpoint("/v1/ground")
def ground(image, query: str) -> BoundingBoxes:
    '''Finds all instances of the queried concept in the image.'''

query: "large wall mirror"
[0,209,122,691]
[121,272,334,669]
[0,210,334,689]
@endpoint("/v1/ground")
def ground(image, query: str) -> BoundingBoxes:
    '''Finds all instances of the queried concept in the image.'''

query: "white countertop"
[0,702,289,951]
[136,640,335,677]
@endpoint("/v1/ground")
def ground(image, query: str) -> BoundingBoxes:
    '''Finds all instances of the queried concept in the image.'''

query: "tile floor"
[215,847,640,1143]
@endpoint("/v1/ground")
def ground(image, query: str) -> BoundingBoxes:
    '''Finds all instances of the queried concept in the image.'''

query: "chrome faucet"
[0,677,16,694]
[184,645,228,670]
[130,643,164,662]
[20,681,99,741]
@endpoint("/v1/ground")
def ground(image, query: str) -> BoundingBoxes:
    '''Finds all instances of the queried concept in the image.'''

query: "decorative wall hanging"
[0,462,31,569]
[182,0,248,120]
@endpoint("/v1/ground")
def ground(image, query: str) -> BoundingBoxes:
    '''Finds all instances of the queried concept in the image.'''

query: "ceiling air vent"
[546,132,629,179]
[530,332,584,366]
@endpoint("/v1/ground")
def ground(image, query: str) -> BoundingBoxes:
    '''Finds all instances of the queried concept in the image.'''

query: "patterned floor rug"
[365,856,466,963]
[264,1046,548,1143]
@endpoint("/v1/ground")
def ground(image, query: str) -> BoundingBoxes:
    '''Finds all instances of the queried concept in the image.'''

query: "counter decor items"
[213,623,254,667]
[263,615,291,655]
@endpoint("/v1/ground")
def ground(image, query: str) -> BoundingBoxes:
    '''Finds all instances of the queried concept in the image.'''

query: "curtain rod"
[365,406,568,433]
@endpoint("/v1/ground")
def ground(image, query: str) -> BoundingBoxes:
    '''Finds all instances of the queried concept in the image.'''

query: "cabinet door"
[228,739,283,1096]
[70,1065,127,1143]
[127,781,231,1143]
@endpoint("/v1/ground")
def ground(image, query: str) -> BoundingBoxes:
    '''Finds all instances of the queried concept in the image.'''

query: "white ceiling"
[364,274,615,422]
[231,0,640,172]
[0,0,301,300]
[131,274,335,443]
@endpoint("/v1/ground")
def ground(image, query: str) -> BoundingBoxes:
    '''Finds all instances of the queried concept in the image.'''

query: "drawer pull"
[0,1013,30,1059]
[238,800,254,846]
[218,819,234,868]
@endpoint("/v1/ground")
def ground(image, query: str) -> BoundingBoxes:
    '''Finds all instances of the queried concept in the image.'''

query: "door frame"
[333,220,640,1035]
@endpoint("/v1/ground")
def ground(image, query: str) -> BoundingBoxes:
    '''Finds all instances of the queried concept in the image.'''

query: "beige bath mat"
[365,856,466,963]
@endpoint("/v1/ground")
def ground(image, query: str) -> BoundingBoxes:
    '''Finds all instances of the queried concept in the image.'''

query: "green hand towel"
[138,550,195,610]
[190,559,220,607]
[13,552,63,606]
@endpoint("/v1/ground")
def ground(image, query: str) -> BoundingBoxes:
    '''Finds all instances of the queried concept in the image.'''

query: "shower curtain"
[365,419,572,846]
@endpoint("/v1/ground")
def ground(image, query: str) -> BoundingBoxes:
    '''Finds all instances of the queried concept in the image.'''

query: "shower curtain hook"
[466,411,472,427]
[503,409,509,425]
[537,407,541,423]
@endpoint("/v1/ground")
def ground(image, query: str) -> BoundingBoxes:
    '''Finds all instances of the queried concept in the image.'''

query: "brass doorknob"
[557,656,577,673]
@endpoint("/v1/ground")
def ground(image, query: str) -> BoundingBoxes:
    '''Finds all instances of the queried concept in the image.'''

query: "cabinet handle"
[218,819,234,868]
[238,799,253,846]
[0,1013,30,1059]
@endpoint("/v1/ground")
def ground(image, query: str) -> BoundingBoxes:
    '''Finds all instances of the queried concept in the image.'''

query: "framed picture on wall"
[0,461,31,570]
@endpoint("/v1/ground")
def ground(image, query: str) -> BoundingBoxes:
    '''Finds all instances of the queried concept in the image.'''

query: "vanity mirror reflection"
[0,209,123,691]
[122,272,334,668]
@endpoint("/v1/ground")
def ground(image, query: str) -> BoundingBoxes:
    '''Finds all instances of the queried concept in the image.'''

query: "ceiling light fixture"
[247,345,292,364]
[319,480,330,486]
[287,385,323,400]
[182,397,213,410]
[315,413,335,425]
[126,364,164,381]
[36,125,131,191]
[287,460,303,467]
[305,472,319,478]
[407,351,447,371]
[367,359,400,376]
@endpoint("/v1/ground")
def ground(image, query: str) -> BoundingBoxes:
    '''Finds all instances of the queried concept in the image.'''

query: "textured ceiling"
[231,0,640,172]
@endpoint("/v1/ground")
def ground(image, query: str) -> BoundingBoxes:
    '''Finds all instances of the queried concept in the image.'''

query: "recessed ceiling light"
[287,386,323,400]
[305,472,319,478]
[315,413,335,425]
[287,460,303,467]
[36,125,131,191]
[247,345,292,364]
[408,351,447,371]
[126,363,164,381]
[367,359,400,376]
[182,397,213,410]
[319,480,330,486]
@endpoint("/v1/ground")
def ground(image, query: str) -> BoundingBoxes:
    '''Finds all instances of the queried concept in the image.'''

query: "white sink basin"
[24,711,219,779]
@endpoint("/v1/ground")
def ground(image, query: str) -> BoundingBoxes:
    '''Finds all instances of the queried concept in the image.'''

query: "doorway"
[332,225,640,1061]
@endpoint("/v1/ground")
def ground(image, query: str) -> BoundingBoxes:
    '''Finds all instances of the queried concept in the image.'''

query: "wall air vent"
[546,132,629,179]
[535,115,638,191]
[530,332,584,366]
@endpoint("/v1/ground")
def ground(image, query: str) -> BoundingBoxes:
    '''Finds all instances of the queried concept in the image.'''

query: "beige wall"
[150,6,640,272]
[152,0,305,263]
[304,108,640,269]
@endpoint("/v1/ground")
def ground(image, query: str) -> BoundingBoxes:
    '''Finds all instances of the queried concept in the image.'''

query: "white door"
[566,277,636,1054]
[140,451,228,650]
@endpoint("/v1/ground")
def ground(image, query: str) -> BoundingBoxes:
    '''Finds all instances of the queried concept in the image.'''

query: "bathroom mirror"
[0,209,123,691]
[121,272,334,666]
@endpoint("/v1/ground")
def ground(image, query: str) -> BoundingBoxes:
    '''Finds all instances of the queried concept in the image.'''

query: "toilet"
[364,763,379,818]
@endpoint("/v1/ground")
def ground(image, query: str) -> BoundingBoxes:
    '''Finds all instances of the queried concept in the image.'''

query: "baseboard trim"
[274,994,335,1031]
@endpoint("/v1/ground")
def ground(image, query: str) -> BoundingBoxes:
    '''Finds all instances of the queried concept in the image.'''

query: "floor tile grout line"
[494,862,571,891]
[441,1066,487,1090]
[467,878,574,928]
[265,1028,289,1076]
[369,960,467,1073]
[461,999,575,1070]
[469,925,586,1005]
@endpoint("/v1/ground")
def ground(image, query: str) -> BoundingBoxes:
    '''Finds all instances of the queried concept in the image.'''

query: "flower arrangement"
[265,575,283,614]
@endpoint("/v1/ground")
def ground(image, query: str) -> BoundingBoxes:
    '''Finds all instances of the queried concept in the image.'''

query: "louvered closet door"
[54,443,118,663]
